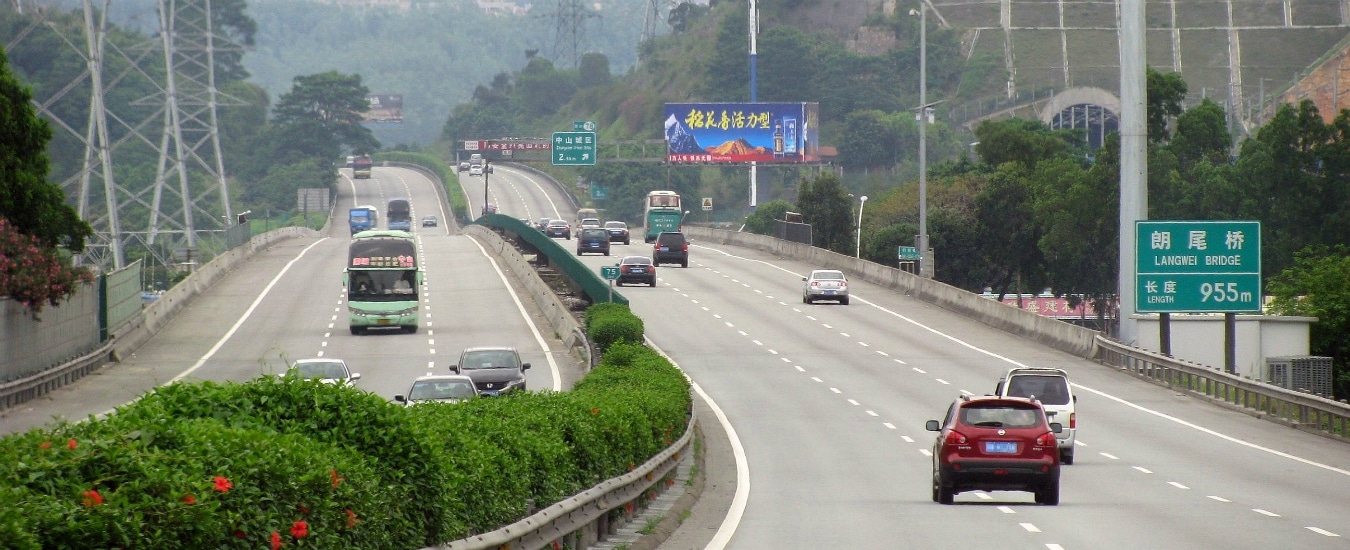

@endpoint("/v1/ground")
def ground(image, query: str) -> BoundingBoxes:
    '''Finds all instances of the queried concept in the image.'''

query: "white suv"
[995,367,1077,464]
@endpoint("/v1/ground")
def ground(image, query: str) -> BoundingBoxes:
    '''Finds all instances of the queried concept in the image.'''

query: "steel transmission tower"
[642,0,676,44]
[11,0,241,270]
[547,0,599,69]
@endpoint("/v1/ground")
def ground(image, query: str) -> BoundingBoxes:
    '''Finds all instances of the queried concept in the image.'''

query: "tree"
[1266,245,1350,399]
[1146,68,1188,142]
[513,57,577,118]
[271,71,379,162]
[973,119,1071,169]
[837,110,901,170]
[744,200,795,235]
[578,53,612,88]
[0,48,94,312]
[796,173,853,253]
[973,164,1047,298]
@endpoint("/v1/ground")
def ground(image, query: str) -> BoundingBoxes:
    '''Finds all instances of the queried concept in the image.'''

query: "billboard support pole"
[748,0,758,208]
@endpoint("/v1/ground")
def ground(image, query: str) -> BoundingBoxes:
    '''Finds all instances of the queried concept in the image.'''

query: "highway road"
[0,165,583,434]
[6,164,1349,549]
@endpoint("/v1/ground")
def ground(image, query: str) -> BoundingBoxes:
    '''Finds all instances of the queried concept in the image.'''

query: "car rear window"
[813,271,844,280]
[658,233,685,245]
[1006,375,1071,405]
[582,229,608,238]
[960,404,1043,428]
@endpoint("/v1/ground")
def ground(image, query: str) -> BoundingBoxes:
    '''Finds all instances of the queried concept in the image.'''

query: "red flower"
[345,508,360,528]
[67,439,77,450]
[81,490,103,507]
[233,530,246,539]
[181,494,196,505]
[591,408,600,415]
[298,505,310,515]
[330,468,342,488]
[212,476,232,492]
[270,531,282,550]
[290,520,309,539]
[38,441,51,450]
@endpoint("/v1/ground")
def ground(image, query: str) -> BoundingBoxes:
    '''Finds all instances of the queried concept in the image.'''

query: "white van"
[995,367,1077,464]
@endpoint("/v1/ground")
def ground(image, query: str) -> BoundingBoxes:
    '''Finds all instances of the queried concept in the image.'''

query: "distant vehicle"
[458,161,470,172]
[803,269,849,305]
[643,191,682,243]
[604,221,630,244]
[469,164,483,177]
[579,218,601,229]
[481,204,498,216]
[469,153,483,166]
[450,346,531,397]
[346,230,421,334]
[615,256,656,287]
[421,216,438,227]
[352,155,372,179]
[348,205,378,235]
[576,208,599,224]
[926,395,1062,505]
[394,375,479,406]
[535,218,552,231]
[652,231,688,267]
[545,219,571,240]
[995,367,1077,464]
[346,155,355,168]
[576,228,611,256]
[387,198,412,231]
[288,358,361,387]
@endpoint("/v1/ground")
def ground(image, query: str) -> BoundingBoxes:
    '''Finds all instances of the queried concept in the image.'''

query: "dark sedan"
[576,228,611,256]
[604,221,631,244]
[615,255,657,287]
[449,346,531,397]
[545,219,571,240]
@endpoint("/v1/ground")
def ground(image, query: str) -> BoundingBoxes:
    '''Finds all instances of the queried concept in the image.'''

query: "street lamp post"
[910,5,932,278]
[856,195,868,258]
[482,160,490,218]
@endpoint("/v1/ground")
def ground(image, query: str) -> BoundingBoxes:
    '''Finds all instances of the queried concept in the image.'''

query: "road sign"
[897,246,921,261]
[1135,220,1261,313]
[701,197,713,211]
[574,120,596,132]
[601,266,620,280]
[552,131,596,166]
[591,184,607,200]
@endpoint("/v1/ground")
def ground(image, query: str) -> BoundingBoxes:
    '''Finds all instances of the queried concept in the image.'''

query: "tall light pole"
[856,195,868,258]
[748,0,759,208]
[482,160,491,218]
[910,5,932,278]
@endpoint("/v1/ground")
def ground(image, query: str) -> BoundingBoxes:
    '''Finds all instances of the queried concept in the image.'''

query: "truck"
[348,205,378,235]
[352,155,373,179]
[387,198,412,231]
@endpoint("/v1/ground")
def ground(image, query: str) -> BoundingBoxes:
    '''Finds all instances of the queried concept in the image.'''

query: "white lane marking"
[1020,523,1041,533]
[327,323,334,329]
[713,314,721,319]
[811,377,823,383]
[324,332,331,338]
[321,341,327,347]
[1047,545,1066,550]
[912,367,927,374]
[919,449,932,457]
[876,350,889,356]
[656,345,749,550]
[464,235,562,391]
[884,423,896,430]
[1168,481,1190,489]
[857,341,869,347]
[1306,527,1340,537]
[936,379,950,385]
[753,289,762,294]
[792,308,801,312]
[691,299,699,304]
[726,322,735,328]
[806,316,817,321]
[737,330,747,335]
[846,398,858,404]
[830,388,842,394]
[866,410,878,417]
[822,323,832,329]
[731,279,740,283]
[1101,453,1119,460]
[169,238,328,384]
[960,389,974,396]
[768,349,779,355]
[1074,440,1087,447]
[1252,509,1280,517]
[316,351,325,357]
[974,492,992,500]
[997,506,1016,514]
[701,306,710,311]
[794,365,805,372]
[894,358,908,365]
[1134,466,1154,474]
[901,435,914,443]
[752,340,763,346]
[427,361,435,370]
[780,357,792,363]
[839,332,850,337]
[1207,495,1231,502]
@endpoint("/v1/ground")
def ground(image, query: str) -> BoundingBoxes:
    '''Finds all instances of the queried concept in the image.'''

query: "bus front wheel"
[403,325,419,334]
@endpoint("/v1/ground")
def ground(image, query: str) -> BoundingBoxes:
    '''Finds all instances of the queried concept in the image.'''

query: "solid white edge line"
[644,339,748,550]
[168,238,329,384]
[465,234,562,392]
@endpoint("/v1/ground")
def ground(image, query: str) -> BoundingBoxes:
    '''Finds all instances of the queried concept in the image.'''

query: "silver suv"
[995,367,1077,464]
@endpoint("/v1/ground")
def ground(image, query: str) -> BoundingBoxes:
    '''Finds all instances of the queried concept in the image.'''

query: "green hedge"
[0,305,690,549]
[374,151,468,225]
[585,302,644,352]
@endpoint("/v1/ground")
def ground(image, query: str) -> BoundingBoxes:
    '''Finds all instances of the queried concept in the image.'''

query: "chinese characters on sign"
[350,255,416,269]
[665,102,820,164]
[552,131,596,165]
[463,140,552,151]
[1135,221,1261,313]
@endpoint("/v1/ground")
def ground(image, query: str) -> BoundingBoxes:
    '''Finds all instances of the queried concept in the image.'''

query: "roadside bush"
[588,310,644,352]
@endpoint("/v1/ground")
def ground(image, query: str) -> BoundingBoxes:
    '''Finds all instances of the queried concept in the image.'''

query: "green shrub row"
[373,151,468,225]
[586,302,644,353]
[0,305,689,549]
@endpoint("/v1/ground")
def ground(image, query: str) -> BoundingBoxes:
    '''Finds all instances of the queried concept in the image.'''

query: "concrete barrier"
[684,226,1100,359]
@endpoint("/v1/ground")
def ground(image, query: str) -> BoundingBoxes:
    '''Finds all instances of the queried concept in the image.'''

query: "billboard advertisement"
[361,94,403,127]
[664,102,820,163]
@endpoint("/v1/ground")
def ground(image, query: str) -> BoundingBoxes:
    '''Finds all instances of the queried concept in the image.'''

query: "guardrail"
[426,412,696,550]
[1096,336,1350,441]
[479,214,627,306]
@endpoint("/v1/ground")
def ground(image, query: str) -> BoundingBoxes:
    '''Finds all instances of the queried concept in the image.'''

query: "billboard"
[664,102,820,163]
[361,94,403,127]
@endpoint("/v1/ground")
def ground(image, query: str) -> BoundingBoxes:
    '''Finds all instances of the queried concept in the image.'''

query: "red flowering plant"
[0,218,94,317]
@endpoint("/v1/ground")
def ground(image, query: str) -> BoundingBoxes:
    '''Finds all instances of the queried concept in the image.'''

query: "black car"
[615,256,656,287]
[652,231,688,267]
[604,221,631,244]
[449,346,531,397]
[576,228,611,256]
[545,219,571,240]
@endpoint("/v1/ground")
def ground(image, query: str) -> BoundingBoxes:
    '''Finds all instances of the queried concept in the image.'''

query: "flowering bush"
[0,218,94,315]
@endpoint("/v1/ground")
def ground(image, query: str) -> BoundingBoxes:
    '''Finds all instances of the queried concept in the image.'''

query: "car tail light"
[838,281,847,288]
[1035,432,1057,447]
[944,430,967,446]
[1069,412,1076,429]
[682,242,688,251]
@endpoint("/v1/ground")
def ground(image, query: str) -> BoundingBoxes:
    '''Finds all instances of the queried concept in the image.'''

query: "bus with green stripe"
[345,230,421,334]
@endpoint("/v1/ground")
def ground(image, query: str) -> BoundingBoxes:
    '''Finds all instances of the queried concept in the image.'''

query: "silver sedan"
[803,269,849,305]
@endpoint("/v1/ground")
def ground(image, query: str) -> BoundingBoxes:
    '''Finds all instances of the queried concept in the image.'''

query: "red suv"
[925,395,1062,505]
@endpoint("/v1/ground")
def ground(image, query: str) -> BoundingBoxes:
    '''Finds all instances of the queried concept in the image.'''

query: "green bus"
[345,230,421,334]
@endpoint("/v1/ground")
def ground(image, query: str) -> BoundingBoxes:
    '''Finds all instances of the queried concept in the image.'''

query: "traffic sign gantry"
[552,131,596,166]
[1135,221,1261,313]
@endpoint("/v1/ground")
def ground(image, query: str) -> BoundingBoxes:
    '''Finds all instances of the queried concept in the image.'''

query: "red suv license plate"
[984,441,1018,454]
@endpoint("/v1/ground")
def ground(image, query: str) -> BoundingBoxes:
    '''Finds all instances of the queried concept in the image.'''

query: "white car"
[579,218,602,229]
[394,375,479,406]
[469,164,484,176]
[995,367,1077,464]
[803,269,849,305]
[287,358,361,387]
